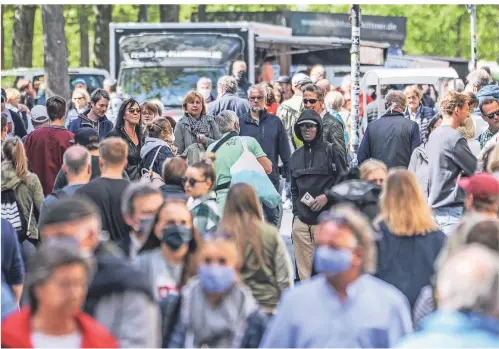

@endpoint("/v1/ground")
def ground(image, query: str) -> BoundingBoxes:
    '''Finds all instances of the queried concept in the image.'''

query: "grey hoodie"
[140,137,172,159]
[408,143,430,200]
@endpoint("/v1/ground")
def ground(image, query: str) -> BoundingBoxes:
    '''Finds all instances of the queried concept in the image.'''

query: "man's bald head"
[316,79,331,96]
[63,145,91,176]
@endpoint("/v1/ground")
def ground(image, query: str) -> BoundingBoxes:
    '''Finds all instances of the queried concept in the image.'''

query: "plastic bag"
[230,137,281,208]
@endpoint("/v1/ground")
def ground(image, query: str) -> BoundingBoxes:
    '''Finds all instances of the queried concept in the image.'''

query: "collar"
[189,192,217,210]
[423,310,499,337]
[320,109,327,118]
[404,104,423,116]
[322,273,365,302]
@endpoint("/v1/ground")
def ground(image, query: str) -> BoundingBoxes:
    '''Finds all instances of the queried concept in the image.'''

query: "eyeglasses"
[183,176,206,187]
[485,110,499,120]
[249,96,264,101]
[127,108,140,114]
[299,123,317,130]
[303,98,318,105]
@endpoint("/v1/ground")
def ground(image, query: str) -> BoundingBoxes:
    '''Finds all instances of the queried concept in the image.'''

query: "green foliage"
[1,4,498,71]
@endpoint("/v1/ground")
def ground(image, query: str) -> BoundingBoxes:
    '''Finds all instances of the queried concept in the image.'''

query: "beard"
[251,106,263,113]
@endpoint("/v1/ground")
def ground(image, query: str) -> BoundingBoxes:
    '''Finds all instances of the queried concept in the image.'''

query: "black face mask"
[161,224,193,251]
[235,71,246,81]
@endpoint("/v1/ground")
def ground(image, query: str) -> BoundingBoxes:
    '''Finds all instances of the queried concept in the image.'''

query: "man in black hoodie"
[290,109,347,281]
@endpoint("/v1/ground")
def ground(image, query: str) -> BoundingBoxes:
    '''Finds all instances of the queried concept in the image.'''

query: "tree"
[138,5,148,22]
[1,7,4,70]
[41,5,69,99]
[78,6,90,67]
[198,5,207,22]
[93,5,112,70]
[159,5,179,22]
[12,5,36,68]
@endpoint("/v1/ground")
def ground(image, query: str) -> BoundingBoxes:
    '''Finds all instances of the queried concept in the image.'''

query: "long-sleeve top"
[1,219,25,287]
[427,125,477,209]
[260,274,412,348]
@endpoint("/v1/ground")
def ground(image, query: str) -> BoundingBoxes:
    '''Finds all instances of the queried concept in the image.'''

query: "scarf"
[182,279,258,348]
[186,114,211,136]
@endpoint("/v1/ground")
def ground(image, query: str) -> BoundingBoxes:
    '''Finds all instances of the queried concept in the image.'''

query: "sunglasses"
[249,96,264,101]
[303,98,318,105]
[299,123,317,130]
[485,110,499,120]
[182,176,206,187]
[127,108,140,114]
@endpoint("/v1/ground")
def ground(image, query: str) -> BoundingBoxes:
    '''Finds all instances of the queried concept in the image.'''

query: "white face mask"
[198,88,211,100]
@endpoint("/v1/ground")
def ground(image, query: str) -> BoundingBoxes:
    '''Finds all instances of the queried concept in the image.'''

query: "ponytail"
[2,137,29,184]
[192,154,217,190]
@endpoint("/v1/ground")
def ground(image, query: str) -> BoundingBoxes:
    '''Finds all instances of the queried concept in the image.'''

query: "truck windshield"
[120,66,226,108]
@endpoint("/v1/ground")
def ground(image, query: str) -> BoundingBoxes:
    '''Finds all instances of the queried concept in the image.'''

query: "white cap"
[30,105,49,123]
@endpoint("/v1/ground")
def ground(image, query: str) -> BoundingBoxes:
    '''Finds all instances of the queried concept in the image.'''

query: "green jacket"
[1,161,44,240]
[239,222,293,312]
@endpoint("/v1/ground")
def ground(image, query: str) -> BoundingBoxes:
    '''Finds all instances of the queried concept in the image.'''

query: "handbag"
[230,137,281,209]
[139,146,165,189]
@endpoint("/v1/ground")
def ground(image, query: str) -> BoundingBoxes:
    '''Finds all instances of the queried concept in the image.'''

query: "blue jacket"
[239,111,291,186]
[398,311,499,348]
[1,219,25,287]
[139,137,175,175]
[404,104,436,143]
[374,220,446,308]
[358,111,421,169]
[207,92,250,118]
[68,110,114,141]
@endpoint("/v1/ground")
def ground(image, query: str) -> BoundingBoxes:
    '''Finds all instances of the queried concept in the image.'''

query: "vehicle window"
[69,74,105,94]
[120,66,227,108]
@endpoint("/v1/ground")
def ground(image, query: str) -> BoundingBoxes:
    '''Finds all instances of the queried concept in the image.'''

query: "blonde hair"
[403,85,422,100]
[99,137,128,165]
[377,169,437,236]
[182,91,207,116]
[440,91,470,117]
[359,159,387,180]
[457,116,476,140]
[325,91,346,112]
[5,88,21,103]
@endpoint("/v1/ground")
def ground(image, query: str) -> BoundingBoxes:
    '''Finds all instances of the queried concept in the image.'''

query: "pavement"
[279,206,296,279]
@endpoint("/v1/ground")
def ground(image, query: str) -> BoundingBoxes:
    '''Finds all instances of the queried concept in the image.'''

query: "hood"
[414,143,428,161]
[140,137,170,158]
[294,109,323,144]
[477,84,499,101]
[78,109,111,124]
[1,161,21,190]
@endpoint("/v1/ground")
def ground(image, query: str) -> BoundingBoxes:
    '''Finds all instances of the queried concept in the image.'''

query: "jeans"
[433,206,463,236]
[263,202,282,228]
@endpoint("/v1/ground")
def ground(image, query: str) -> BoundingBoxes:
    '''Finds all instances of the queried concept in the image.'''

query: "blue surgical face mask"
[314,245,353,275]
[197,264,236,294]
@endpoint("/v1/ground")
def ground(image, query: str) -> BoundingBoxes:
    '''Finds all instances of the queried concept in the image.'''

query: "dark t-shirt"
[53,155,129,190]
[76,178,130,243]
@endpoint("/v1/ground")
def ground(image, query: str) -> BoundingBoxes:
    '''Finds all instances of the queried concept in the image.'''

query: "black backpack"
[1,188,28,242]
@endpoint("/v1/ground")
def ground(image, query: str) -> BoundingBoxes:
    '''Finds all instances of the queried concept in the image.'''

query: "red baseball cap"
[458,173,499,197]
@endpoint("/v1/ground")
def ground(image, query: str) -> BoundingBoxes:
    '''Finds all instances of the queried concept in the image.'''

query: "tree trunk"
[1,6,4,70]
[12,5,36,68]
[159,5,179,22]
[41,5,70,100]
[93,5,112,71]
[138,5,148,22]
[455,14,462,58]
[78,5,90,67]
[198,5,207,22]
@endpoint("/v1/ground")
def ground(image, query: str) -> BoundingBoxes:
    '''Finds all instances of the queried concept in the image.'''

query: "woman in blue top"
[374,169,446,309]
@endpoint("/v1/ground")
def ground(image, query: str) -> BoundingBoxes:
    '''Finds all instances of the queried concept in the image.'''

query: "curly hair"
[440,91,470,117]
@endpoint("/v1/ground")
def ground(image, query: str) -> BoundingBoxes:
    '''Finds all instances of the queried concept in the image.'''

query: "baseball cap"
[1,88,6,103]
[71,78,87,87]
[276,75,291,84]
[30,105,49,123]
[458,173,499,197]
[292,73,312,87]
[72,128,99,149]
[296,119,318,126]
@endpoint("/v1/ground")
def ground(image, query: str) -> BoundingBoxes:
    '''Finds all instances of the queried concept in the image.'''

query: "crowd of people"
[2,62,499,348]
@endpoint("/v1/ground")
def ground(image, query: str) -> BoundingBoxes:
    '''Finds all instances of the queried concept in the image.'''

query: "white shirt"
[31,331,82,348]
